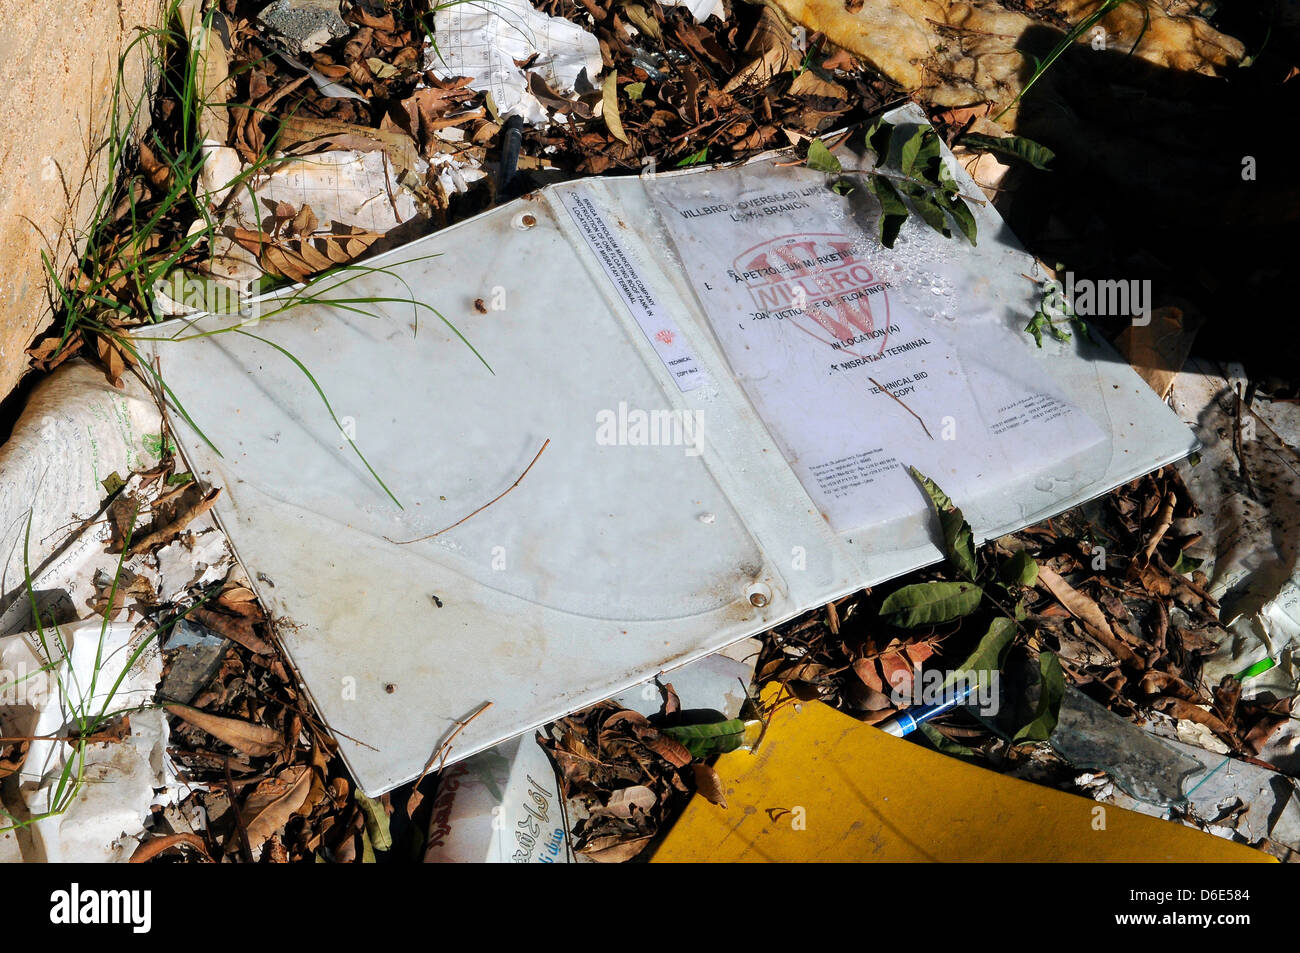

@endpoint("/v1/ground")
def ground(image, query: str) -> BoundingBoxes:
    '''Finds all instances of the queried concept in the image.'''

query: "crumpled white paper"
[1170,358,1300,773]
[0,618,169,862]
[424,0,602,124]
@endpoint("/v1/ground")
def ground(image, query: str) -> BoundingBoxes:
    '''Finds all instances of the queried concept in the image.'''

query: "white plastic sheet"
[138,105,1196,794]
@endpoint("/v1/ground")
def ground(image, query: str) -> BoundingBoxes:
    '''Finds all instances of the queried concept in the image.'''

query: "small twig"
[411,700,493,794]
[225,756,255,863]
[1232,385,1258,500]
[925,17,1019,39]
[389,439,550,545]
[870,377,933,440]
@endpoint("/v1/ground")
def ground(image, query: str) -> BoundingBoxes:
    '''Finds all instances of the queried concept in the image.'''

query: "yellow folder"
[653,689,1275,863]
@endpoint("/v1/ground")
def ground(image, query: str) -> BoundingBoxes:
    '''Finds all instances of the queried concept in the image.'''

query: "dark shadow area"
[994,3,1297,380]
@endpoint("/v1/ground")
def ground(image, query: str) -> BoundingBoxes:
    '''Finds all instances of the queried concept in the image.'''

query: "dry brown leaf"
[130,832,211,863]
[580,833,654,863]
[218,585,259,604]
[1037,565,1139,665]
[1151,697,1235,746]
[166,704,284,758]
[597,784,657,818]
[692,762,728,808]
[648,733,693,768]
[27,330,84,372]
[128,487,221,555]
[852,656,885,693]
[137,140,174,190]
[0,740,29,780]
[290,204,319,239]
[241,765,312,851]
[95,334,131,388]
[193,607,274,656]
[878,650,914,697]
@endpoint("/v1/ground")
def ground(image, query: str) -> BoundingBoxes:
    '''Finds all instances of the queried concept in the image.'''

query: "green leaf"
[662,719,758,759]
[919,722,981,761]
[625,81,645,101]
[865,175,908,248]
[676,146,709,167]
[880,581,983,628]
[934,188,977,245]
[901,127,941,182]
[946,617,1016,688]
[1170,552,1203,575]
[1026,311,1047,348]
[899,126,926,179]
[165,471,194,487]
[1013,651,1064,743]
[1000,550,1039,587]
[864,117,893,161]
[830,178,855,196]
[959,133,1055,171]
[101,472,125,496]
[354,789,392,853]
[908,467,977,581]
[806,138,842,174]
[906,186,952,238]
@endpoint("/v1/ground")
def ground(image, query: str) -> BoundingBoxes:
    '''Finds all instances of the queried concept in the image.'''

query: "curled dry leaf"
[165,704,284,758]
[648,733,693,768]
[580,832,654,863]
[0,740,29,780]
[241,764,313,852]
[595,784,657,819]
[127,487,222,556]
[194,607,274,656]
[1036,565,1139,666]
[692,762,728,808]
[129,832,212,863]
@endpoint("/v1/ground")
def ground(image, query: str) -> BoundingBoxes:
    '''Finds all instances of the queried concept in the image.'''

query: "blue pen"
[876,679,983,737]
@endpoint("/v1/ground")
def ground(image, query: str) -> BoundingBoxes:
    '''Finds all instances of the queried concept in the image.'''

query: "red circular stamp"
[730,232,892,360]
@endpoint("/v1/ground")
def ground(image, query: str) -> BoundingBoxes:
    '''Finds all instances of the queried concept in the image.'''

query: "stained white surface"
[139,107,1196,794]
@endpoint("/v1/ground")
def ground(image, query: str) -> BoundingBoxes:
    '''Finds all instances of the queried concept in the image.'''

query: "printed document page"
[649,161,1109,534]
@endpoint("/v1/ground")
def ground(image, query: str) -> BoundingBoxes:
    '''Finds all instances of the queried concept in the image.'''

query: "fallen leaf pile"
[528,1,892,172]
[537,690,731,862]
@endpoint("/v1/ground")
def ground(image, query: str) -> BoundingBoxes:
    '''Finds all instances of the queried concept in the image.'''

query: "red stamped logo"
[731,233,892,358]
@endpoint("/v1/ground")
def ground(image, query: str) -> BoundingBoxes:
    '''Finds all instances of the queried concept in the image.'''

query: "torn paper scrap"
[424,0,602,124]
[186,148,420,310]
[0,618,168,863]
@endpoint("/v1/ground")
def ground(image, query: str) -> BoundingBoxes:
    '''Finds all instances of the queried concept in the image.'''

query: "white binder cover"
[139,106,1195,794]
